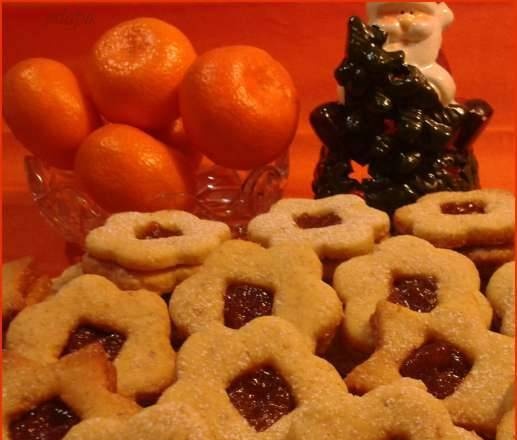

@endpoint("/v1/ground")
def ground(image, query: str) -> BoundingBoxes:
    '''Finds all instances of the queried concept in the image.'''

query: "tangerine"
[179,45,299,170]
[160,118,203,170]
[3,58,99,169]
[75,124,194,212]
[86,17,196,130]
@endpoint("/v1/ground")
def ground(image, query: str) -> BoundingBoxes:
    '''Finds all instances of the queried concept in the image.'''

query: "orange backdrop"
[2,1,515,274]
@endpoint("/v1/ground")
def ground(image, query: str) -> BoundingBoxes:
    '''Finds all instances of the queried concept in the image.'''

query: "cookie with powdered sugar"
[486,261,515,336]
[346,302,514,438]
[86,210,231,271]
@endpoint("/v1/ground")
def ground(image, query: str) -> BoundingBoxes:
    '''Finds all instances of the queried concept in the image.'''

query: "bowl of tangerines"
[3,17,300,244]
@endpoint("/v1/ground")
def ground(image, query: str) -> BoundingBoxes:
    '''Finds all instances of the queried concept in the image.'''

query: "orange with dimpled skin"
[87,17,196,130]
[74,123,195,213]
[179,45,300,170]
[3,58,99,169]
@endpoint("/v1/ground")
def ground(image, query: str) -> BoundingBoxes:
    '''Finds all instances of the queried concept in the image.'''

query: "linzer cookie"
[51,264,84,292]
[3,345,139,440]
[247,195,389,279]
[83,210,230,292]
[6,274,175,400]
[82,254,197,292]
[3,257,51,329]
[286,378,481,440]
[394,190,515,286]
[496,408,515,440]
[159,317,349,440]
[86,210,231,270]
[170,240,342,352]
[459,245,514,291]
[486,262,515,336]
[333,235,492,352]
[345,302,515,438]
[65,402,213,440]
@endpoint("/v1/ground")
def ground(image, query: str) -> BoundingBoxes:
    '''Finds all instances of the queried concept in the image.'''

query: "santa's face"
[373,3,437,46]
[369,2,450,66]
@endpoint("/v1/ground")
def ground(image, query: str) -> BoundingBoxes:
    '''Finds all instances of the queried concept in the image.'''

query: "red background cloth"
[2,1,514,274]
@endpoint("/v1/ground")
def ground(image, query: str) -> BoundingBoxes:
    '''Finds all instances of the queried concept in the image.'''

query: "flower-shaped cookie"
[159,317,349,440]
[3,345,139,440]
[334,235,492,352]
[86,210,231,271]
[51,264,84,292]
[247,195,390,260]
[287,378,481,440]
[170,240,342,352]
[496,408,515,440]
[394,190,515,249]
[486,261,515,336]
[65,402,213,440]
[3,257,51,325]
[459,244,514,291]
[346,302,515,438]
[6,274,175,400]
[82,254,198,292]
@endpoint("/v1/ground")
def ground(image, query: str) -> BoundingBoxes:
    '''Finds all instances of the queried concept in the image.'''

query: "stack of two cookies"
[394,189,514,289]
[80,210,231,295]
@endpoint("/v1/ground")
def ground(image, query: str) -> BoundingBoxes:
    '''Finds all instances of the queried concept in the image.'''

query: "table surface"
[2,1,515,276]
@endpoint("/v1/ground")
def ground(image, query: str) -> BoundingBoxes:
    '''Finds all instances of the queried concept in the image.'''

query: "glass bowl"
[25,151,289,246]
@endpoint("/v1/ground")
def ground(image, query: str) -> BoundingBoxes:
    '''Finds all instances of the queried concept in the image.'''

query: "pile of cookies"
[2,189,515,440]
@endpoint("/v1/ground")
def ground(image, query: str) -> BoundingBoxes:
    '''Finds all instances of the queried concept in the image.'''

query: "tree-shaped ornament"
[311,3,492,215]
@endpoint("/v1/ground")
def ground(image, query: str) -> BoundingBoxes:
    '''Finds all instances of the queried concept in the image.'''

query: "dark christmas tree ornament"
[311,4,492,215]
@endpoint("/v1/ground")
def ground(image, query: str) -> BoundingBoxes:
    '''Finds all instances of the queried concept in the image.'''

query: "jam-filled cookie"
[160,317,349,440]
[82,254,198,292]
[496,408,515,440]
[394,190,515,286]
[3,257,51,329]
[3,345,139,440]
[247,195,389,279]
[6,274,175,401]
[286,378,481,440]
[334,235,492,352]
[486,261,515,336]
[83,210,230,292]
[65,402,214,440]
[51,264,84,292]
[394,190,514,249]
[86,210,231,271]
[459,244,514,291]
[170,240,342,352]
[346,302,515,438]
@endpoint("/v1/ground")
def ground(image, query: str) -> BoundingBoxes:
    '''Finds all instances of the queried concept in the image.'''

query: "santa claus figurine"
[366,2,456,105]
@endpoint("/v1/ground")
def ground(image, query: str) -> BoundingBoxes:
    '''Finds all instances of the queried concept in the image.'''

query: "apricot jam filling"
[399,340,472,399]
[224,283,274,329]
[388,275,438,313]
[10,398,81,440]
[136,221,182,239]
[61,325,126,361]
[226,366,296,432]
[440,201,485,215]
[295,212,342,229]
